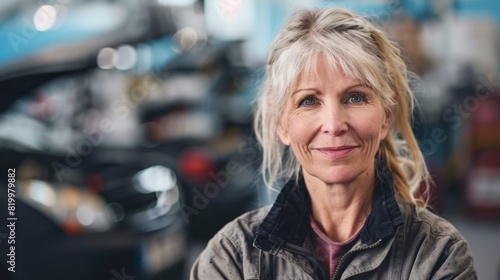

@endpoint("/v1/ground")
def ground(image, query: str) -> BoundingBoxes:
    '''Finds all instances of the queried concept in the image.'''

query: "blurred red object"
[87,174,104,194]
[465,94,500,219]
[177,149,215,184]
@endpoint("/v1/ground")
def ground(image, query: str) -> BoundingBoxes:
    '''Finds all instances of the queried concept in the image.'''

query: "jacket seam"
[220,232,243,260]
[411,219,463,241]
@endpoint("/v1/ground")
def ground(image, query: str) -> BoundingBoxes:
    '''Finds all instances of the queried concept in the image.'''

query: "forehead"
[293,54,368,90]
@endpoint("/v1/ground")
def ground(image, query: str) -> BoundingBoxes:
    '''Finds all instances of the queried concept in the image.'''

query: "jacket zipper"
[331,239,382,280]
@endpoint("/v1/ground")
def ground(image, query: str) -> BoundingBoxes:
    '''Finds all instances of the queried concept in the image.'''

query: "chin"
[309,168,364,185]
[303,166,368,184]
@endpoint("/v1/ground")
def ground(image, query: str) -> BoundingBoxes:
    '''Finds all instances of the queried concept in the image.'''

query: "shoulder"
[199,205,271,256]
[215,205,272,248]
[400,198,465,241]
[395,194,462,239]
[190,206,271,279]
[396,198,477,278]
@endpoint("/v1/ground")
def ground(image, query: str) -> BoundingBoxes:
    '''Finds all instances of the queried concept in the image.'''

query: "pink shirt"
[309,216,362,279]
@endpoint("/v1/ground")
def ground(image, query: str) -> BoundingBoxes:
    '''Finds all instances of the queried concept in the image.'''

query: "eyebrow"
[291,83,368,96]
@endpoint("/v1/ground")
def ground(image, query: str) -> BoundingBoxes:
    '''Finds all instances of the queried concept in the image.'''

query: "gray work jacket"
[190,167,477,279]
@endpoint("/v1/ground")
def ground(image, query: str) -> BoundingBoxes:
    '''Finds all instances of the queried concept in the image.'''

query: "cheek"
[286,114,317,146]
[351,110,386,142]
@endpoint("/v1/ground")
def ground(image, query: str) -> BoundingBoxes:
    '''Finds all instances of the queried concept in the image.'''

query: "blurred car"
[0,147,188,280]
[0,1,188,279]
[0,1,261,279]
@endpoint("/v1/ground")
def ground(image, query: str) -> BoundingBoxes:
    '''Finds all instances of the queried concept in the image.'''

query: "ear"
[380,99,394,140]
[277,120,291,146]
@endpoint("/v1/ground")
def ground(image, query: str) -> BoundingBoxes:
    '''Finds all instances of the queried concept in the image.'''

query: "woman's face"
[278,59,391,185]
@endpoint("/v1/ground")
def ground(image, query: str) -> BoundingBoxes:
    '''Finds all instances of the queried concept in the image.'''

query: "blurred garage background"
[0,0,499,279]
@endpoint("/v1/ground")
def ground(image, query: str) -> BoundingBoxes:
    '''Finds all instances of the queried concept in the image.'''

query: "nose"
[321,105,348,136]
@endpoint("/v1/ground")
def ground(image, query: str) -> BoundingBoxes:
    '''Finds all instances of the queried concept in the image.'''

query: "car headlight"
[18,179,113,234]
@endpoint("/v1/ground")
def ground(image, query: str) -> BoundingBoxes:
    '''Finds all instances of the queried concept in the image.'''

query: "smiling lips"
[316,146,358,159]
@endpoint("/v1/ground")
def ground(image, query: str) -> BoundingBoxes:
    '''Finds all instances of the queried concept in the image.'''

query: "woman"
[191,8,476,280]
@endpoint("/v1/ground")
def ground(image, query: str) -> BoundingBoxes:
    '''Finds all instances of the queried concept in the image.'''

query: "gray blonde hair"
[254,8,430,206]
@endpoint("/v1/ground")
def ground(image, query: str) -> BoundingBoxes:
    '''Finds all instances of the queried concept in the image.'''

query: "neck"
[304,164,375,242]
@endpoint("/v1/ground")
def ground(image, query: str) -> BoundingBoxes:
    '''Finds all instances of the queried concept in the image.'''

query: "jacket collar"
[253,166,404,251]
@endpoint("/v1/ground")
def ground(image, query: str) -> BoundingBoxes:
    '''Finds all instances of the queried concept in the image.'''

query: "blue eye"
[348,94,364,104]
[300,97,317,106]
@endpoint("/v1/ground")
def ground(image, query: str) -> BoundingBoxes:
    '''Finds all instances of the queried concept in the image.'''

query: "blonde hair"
[254,8,430,207]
